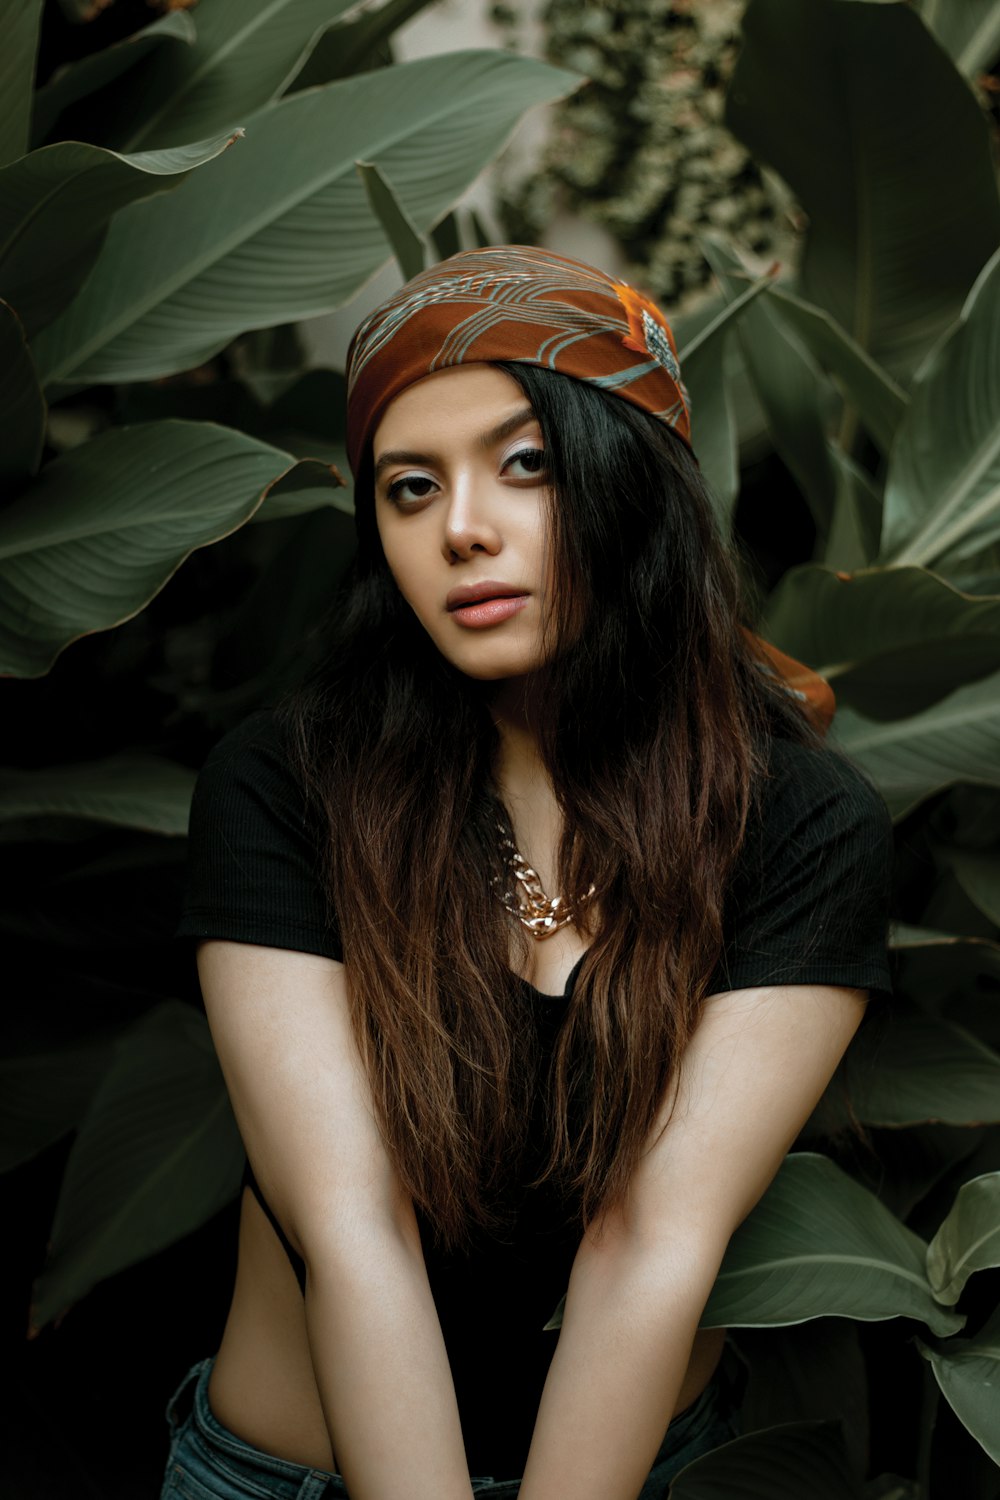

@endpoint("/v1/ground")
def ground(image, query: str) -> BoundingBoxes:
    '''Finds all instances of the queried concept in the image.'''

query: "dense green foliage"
[3,0,1000,1495]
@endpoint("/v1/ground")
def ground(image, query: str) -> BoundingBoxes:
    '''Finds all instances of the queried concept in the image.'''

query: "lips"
[446,580,528,611]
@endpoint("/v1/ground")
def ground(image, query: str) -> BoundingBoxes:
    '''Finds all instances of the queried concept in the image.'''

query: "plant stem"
[916,1362,941,1500]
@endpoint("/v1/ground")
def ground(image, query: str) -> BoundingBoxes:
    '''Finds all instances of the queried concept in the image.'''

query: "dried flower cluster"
[494,0,801,308]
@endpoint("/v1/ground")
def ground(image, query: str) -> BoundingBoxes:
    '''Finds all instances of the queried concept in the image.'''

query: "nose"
[441,470,502,562]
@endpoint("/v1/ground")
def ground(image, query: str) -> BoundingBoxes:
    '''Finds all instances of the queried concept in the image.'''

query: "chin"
[453,659,540,682]
[435,645,549,682]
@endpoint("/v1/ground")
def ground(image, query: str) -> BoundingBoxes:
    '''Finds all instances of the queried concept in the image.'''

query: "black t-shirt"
[175,708,894,1476]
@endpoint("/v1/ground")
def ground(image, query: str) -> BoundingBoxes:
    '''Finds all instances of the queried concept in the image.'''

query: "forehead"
[372,364,533,450]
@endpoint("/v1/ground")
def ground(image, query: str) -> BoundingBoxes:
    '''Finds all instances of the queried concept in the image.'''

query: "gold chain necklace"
[492,822,596,941]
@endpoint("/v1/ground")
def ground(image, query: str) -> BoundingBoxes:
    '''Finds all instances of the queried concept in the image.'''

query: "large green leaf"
[890,926,1000,1010]
[288,0,436,88]
[727,0,1000,373]
[927,1172,1000,1304]
[930,783,1000,851]
[919,1302,1000,1464]
[0,755,195,834]
[892,922,998,952]
[737,1320,869,1476]
[842,1008,1000,1129]
[0,421,344,677]
[701,1154,962,1335]
[918,0,1000,79]
[831,669,1000,819]
[856,1124,991,1229]
[356,159,426,282]
[31,51,579,389]
[879,247,1000,572]
[30,1002,244,1331]
[0,0,43,170]
[198,506,357,719]
[702,238,837,536]
[946,848,1000,927]
[921,865,997,947]
[680,266,777,530]
[764,566,1000,720]
[669,1421,860,1500]
[115,0,357,151]
[766,285,908,456]
[110,365,354,523]
[30,10,197,147]
[0,129,243,340]
[683,326,738,533]
[823,446,882,572]
[0,299,45,487]
[254,368,353,519]
[0,1040,111,1173]
[252,455,352,522]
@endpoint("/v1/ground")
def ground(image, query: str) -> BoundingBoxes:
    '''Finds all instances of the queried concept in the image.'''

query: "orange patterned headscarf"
[345,245,834,733]
[345,245,691,475]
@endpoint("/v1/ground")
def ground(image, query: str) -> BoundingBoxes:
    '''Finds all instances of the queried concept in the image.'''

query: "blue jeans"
[161,1350,743,1499]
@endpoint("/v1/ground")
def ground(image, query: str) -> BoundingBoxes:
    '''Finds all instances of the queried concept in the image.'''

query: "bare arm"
[197,939,474,1500]
[518,981,869,1500]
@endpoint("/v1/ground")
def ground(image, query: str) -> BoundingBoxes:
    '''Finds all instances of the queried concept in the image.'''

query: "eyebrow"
[374,405,538,478]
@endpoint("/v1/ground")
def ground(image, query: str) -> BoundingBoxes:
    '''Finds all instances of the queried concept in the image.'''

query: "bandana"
[344,244,834,733]
[345,244,691,476]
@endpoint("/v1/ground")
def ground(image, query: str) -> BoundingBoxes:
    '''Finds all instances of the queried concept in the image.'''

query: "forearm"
[519,1233,724,1500]
[303,1223,474,1500]
[518,984,864,1500]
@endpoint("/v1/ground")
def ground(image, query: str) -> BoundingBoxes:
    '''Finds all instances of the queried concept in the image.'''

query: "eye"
[503,446,547,480]
[385,473,437,505]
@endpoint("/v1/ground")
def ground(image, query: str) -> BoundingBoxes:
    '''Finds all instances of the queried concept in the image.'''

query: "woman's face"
[373,363,556,683]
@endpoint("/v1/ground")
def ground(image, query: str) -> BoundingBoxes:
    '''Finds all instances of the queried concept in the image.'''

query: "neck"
[489,676,548,789]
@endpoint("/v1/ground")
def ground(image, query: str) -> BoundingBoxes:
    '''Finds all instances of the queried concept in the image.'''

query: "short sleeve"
[175,708,342,961]
[707,736,894,1002]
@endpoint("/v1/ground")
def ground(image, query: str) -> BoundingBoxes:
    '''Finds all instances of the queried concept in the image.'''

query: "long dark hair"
[276,362,820,1248]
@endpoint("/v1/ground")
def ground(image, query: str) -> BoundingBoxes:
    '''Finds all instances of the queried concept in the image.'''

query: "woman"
[163,246,893,1500]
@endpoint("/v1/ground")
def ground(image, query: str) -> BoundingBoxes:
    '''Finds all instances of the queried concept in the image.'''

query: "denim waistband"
[165,1356,343,1499]
[164,1360,522,1498]
[164,1344,744,1500]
